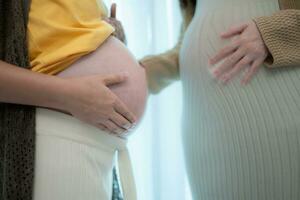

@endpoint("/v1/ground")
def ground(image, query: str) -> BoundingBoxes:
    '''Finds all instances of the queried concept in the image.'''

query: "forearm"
[140,23,185,94]
[140,47,180,94]
[0,60,67,110]
[140,4,195,94]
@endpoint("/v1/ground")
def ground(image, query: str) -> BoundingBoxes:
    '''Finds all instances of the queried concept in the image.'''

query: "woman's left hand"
[209,20,269,85]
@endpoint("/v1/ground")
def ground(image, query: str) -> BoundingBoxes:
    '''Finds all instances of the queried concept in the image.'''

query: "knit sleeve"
[140,5,194,94]
[253,9,300,68]
[140,26,183,94]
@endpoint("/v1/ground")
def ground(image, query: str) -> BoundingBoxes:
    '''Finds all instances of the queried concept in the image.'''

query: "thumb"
[110,3,117,19]
[102,72,128,86]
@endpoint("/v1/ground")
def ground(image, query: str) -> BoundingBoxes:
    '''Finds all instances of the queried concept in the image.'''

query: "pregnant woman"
[180,1,300,199]
[0,1,147,200]
[142,0,300,199]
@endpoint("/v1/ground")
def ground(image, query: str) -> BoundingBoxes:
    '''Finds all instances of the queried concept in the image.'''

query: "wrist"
[43,77,72,111]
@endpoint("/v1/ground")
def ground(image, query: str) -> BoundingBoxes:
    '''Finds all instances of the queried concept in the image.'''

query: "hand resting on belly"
[56,36,148,130]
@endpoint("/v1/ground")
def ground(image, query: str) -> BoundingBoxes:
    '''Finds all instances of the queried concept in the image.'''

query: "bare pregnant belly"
[56,36,148,122]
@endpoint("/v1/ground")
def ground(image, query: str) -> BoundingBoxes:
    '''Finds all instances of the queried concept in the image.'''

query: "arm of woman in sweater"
[140,4,195,94]
[209,9,300,84]
[140,27,182,94]
[254,9,300,68]
[0,61,136,131]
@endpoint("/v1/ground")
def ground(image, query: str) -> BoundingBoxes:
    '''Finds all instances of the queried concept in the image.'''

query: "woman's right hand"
[60,73,137,134]
[0,61,135,134]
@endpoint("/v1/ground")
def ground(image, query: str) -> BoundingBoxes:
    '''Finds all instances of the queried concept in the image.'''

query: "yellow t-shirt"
[28,0,115,75]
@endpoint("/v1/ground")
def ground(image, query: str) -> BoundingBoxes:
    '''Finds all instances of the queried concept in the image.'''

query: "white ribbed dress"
[179,0,300,199]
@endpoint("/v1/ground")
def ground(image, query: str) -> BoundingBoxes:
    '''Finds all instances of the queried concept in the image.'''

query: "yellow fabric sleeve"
[28,0,115,75]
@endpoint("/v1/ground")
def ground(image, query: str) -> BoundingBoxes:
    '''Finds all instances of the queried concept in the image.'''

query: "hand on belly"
[56,36,148,136]
[209,21,268,85]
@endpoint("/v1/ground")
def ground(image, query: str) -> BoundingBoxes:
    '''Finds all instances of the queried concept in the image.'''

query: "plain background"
[102,0,193,199]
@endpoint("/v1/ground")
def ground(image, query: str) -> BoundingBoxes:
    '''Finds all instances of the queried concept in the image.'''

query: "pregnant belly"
[56,36,148,122]
[179,1,300,131]
[180,3,300,199]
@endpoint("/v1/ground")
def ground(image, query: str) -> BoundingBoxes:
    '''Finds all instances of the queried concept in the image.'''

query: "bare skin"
[57,36,147,137]
[0,4,138,134]
[0,60,137,133]
[209,20,269,85]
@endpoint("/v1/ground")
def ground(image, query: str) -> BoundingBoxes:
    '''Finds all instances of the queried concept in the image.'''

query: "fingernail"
[116,130,124,135]
[222,77,228,83]
[132,118,137,124]
[128,126,136,132]
[123,123,131,130]
[213,70,219,77]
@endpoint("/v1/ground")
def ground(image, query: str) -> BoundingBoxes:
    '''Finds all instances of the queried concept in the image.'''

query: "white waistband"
[35,108,137,200]
[35,108,126,150]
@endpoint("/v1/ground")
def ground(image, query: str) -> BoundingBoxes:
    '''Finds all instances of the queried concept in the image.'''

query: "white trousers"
[33,108,136,200]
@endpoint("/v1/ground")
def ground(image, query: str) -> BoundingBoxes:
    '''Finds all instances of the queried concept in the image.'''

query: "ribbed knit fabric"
[180,0,300,199]
[141,0,300,95]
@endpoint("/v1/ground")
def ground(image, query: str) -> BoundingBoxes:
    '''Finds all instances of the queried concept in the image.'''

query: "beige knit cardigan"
[141,0,300,94]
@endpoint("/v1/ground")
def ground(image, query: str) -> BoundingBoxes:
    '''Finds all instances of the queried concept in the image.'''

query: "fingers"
[95,124,109,132]
[110,3,117,19]
[102,73,128,86]
[220,56,252,83]
[209,42,239,65]
[110,111,132,130]
[104,119,127,135]
[241,59,263,85]
[221,23,248,38]
[212,49,245,78]
[113,98,137,124]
